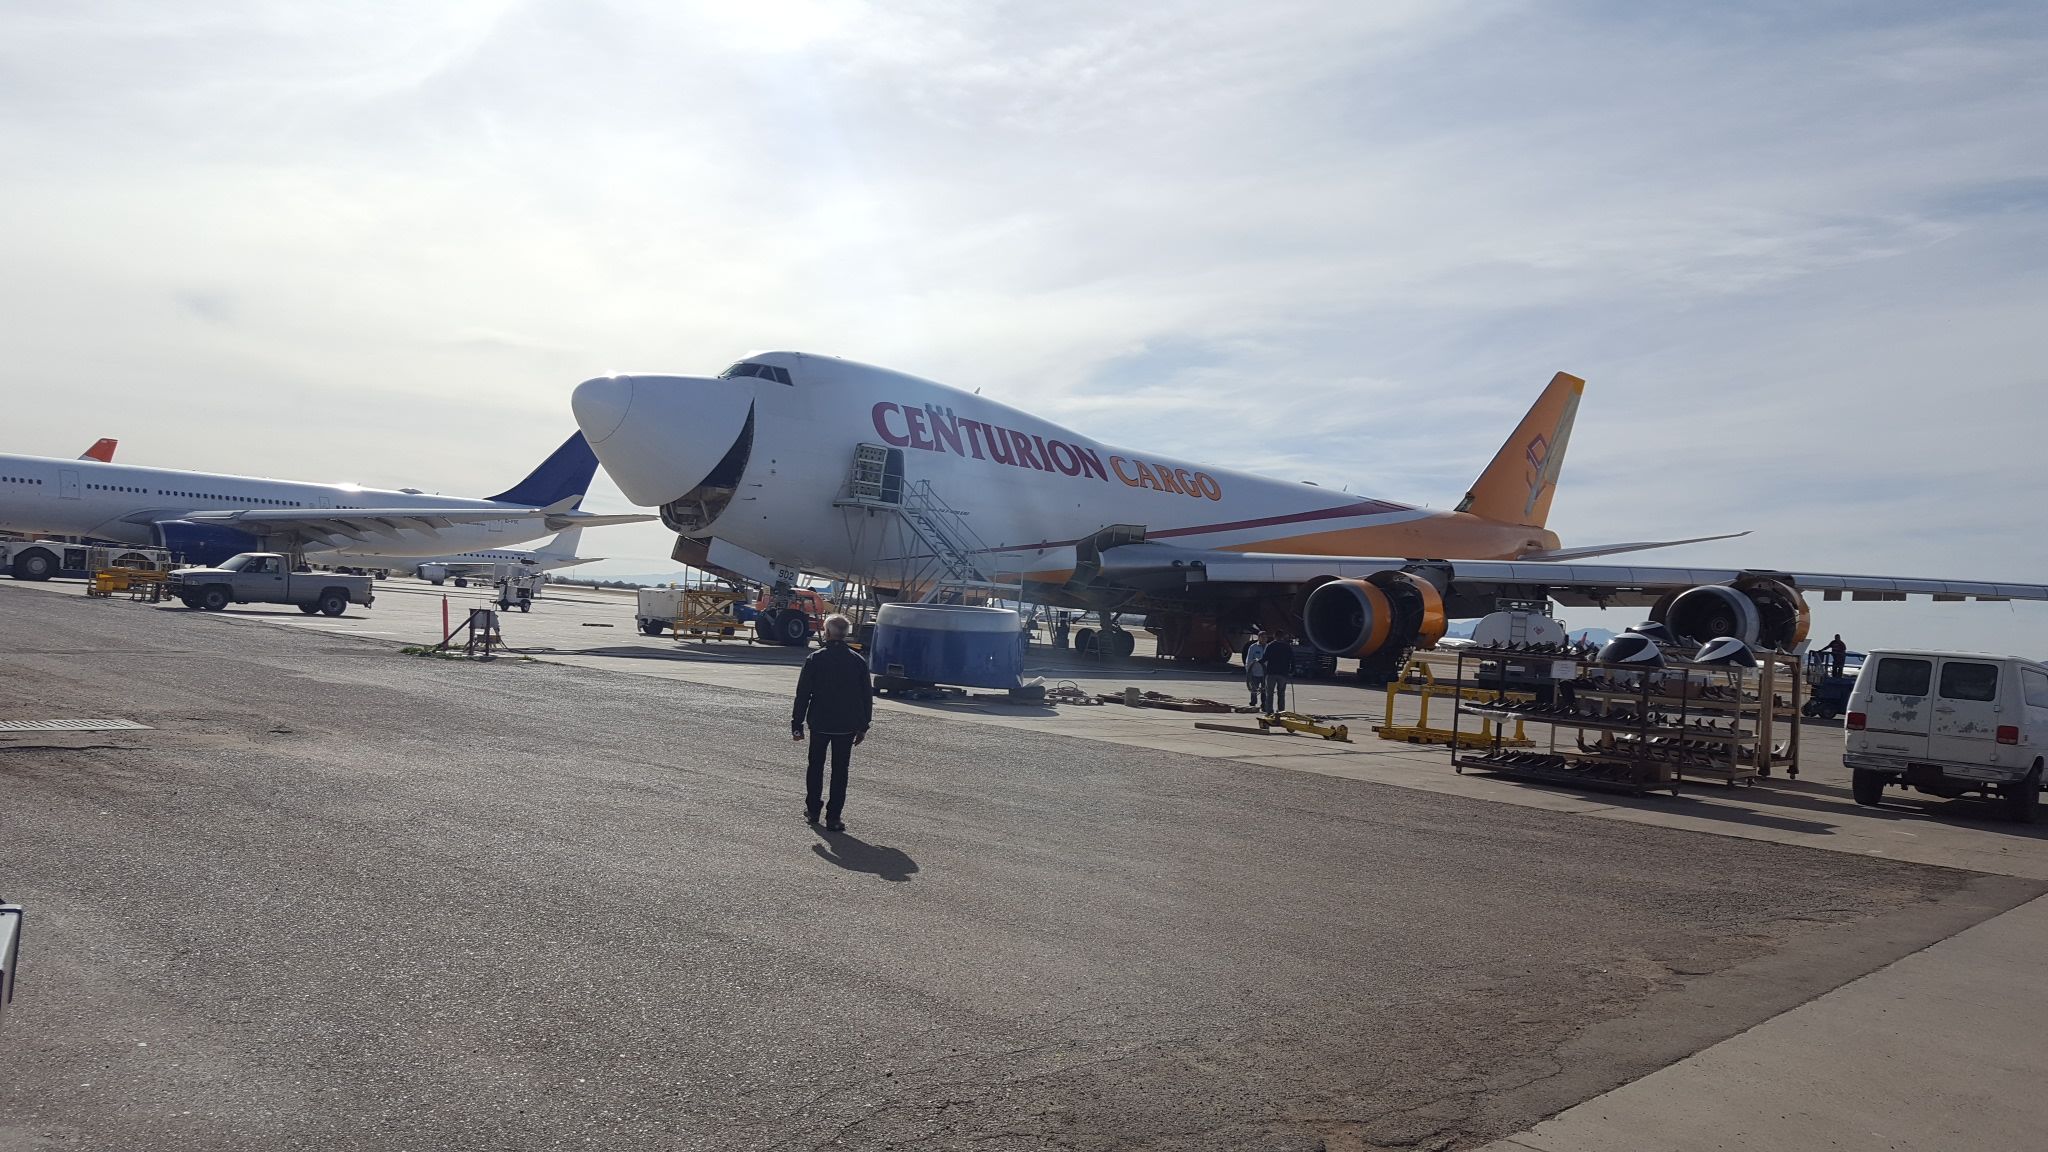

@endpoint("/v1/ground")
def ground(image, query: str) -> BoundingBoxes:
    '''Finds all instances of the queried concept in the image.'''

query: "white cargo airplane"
[0,434,650,580]
[368,528,599,585]
[572,352,2048,672]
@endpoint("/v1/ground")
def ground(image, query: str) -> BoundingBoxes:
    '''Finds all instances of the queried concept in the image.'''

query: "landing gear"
[1073,615,1135,658]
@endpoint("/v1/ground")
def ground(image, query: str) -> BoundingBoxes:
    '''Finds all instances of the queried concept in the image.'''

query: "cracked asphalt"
[0,589,2028,1151]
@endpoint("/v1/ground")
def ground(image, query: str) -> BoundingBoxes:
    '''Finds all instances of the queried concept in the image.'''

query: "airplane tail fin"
[1455,372,1583,529]
[487,432,600,508]
[537,527,583,557]
[80,438,117,462]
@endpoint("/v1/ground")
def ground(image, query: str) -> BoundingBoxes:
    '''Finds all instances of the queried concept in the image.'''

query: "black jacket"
[1262,639,1296,676]
[792,642,874,734]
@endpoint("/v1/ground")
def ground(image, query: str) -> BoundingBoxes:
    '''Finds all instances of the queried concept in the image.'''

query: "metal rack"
[1449,647,1801,796]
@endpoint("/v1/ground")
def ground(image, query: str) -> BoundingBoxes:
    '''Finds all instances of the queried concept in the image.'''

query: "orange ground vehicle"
[753,586,832,646]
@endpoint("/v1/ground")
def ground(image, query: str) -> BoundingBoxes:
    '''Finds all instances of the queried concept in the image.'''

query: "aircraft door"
[58,469,81,500]
[881,448,905,505]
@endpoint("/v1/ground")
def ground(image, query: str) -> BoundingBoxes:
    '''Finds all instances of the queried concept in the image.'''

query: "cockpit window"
[720,361,792,385]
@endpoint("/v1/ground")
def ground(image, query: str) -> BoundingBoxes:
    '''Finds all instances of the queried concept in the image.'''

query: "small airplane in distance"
[78,439,117,463]
[571,351,2048,672]
[354,528,600,586]
[0,434,651,579]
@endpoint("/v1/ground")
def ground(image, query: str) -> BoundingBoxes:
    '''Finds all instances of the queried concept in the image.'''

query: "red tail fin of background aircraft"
[78,438,117,463]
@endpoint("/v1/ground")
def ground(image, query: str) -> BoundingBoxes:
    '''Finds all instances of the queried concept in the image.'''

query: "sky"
[3,1,2046,652]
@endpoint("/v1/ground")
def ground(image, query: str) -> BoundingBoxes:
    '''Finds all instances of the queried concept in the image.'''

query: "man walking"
[791,614,873,831]
[1244,631,1268,707]
[1261,631,1295,714]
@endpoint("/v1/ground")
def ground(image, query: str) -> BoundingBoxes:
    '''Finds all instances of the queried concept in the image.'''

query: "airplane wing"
[1077,541,2048,662]
[180,505,652,543]
[1092,543,2048,606]
[1515,531,1750,562]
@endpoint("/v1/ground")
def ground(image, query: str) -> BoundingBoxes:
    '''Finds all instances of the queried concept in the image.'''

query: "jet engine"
[1652,576,1810,650]
[1300,571,1448,661]
[151,520,261,568]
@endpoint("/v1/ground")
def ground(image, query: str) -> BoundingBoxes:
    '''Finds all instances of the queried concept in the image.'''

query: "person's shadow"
[812,828,920,882]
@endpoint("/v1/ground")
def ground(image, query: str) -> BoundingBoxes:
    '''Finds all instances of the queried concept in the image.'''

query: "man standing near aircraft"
[1820,633,1850,678]
[791,615,873,831]
[1244,632,1268,708]
[1261,632,1296,714]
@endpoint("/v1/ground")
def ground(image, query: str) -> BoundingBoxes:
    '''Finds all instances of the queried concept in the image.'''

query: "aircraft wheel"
[1109,629,1136,658]
[778,610,811,646]
[1074,627,1097,656]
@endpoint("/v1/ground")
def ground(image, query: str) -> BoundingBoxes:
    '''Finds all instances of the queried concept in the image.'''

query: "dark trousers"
[1262,675,1290,714]
[806,731,854,819]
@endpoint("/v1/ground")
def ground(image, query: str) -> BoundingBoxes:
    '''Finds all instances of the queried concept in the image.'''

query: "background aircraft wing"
[181,505,652,544]
[1090,542,2048,606]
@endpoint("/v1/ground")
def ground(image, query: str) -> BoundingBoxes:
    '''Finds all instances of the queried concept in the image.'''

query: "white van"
[1844,650,2048,822]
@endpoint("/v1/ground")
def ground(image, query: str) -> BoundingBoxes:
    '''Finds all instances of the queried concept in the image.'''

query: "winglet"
[1455,372,1583,529]
[79,438,118,462]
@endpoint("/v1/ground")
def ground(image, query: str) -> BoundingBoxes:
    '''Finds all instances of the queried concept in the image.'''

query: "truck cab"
[1844,649,2048,822]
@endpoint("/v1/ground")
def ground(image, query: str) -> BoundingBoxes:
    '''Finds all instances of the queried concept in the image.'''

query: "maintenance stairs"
[833,444,1022,603]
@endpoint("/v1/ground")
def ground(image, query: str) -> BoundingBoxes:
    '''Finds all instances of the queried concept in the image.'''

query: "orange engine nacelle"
[1300,571,1446,659]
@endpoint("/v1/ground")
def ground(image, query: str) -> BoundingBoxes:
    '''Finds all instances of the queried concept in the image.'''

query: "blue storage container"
[870,603,1025,690]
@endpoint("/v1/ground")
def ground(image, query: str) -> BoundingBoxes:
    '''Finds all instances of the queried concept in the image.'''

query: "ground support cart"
[1450,647,1800,796]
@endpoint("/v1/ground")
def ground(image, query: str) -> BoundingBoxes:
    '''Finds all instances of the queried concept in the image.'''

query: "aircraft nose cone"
[572,375,635,445]
[574,374,756,509]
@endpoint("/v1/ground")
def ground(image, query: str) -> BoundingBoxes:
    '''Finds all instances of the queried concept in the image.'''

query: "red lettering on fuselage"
[872,402,910,447]
[904,407,936,451]
[879,404,1222,499]
[926,405,965,455]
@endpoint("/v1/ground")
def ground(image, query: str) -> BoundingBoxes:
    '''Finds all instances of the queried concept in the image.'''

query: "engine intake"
[1301,571,1447,658]
[151,520,261,568]
[1655,577,1809,650]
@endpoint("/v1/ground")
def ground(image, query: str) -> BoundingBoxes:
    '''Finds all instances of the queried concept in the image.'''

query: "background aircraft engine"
[151,520,261,568]
[1654,578,1809,649]
[1301,572,1447,659]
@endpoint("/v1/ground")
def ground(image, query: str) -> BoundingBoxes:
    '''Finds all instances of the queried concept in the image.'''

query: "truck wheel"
[640,620,666,636]
[2001,766,2041,824]
[10,548,57,581]
[298,603,320,615]
[199,586,231,612]
[778,610,811,646]
[179,594,203,610]
[318,591,348,617]
[1851,768,1886,807]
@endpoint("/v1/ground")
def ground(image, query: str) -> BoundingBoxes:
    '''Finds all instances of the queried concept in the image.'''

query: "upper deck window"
[720,361,793,385]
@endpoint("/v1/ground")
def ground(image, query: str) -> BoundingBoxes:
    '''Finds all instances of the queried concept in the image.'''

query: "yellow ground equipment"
[669,586,750,642]
[1373,659,1534,750]
[1256,711,1353,742]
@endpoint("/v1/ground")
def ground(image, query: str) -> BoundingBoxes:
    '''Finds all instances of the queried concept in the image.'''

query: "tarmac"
[3,574,2046,1150]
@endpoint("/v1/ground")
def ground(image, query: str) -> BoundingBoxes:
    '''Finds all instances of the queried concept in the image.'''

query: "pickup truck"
[167,553,374,616]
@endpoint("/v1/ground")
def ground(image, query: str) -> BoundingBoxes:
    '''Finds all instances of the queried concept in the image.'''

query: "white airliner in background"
[572,351,2048,673]
[345,528,599,585]
[0,434,650,580]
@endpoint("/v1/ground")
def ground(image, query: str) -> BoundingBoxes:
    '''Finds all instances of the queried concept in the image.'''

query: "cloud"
[3,2,2047,650]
